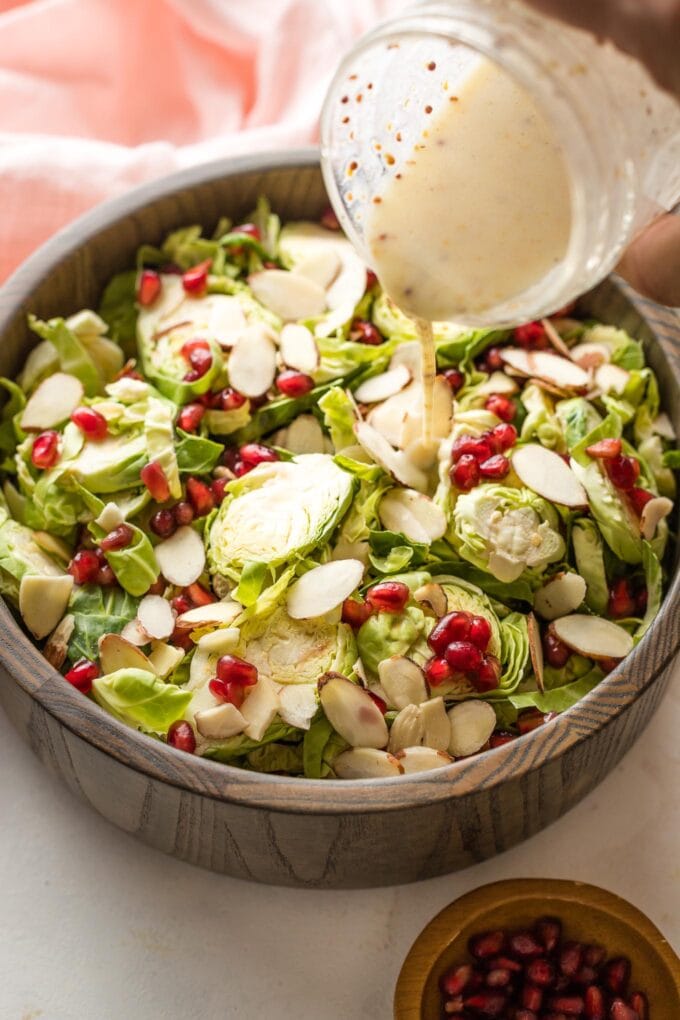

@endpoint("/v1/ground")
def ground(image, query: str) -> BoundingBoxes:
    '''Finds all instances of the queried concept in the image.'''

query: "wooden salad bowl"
[0,151,678,888]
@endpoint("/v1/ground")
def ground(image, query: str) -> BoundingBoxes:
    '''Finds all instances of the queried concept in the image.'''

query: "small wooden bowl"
[0,151,679,887]
[395,879,680,1019]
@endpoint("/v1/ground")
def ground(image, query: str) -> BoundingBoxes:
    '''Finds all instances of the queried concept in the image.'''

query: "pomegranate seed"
[517,708,546,735]
[543,631,571,668]
[368,691,387,714]
[605,455,640,491]
[71,406,108,441]
[586,438,622,459]
[137,268,162,306]
[584,985,606,1020]
[428,611,471,654]
[170,624,194,651]
[177,402,205,433]
[583,944,606,968]
[341,597,372,629]
[186,476,215,517]
[99,524,134,552]
[479,454,510,479]
[535,917,562,954]
[513,321,548,349]
[603,957,631,994]
[610,1002,639,1020]
[365,268,378,289]
[489,731,516,748]
[469,931,506,960]
[548,996,584,1014]
[445,641,483,673]
[463,992,507,1017]
[608,578,635,619]
[182,259,211,295]
[629,992,647,1019]
[489,422,517,452]
[233,461,250,477]
[515,1013,538,1020]
[423,655,453,687]
[181,338,209,358]
[232,222,261,241]
[147,577,166,596]
[559,942,584,978]
[509,932,544,958]
[472,655,501,693]
[443,368,464,393]
[485,968,511,988]
[209,677,228,700]
[485,394,516,422]
[629,487,654,515]
[185,347,213,379]
[141,460,170,501]
[239,442,279,468]
[440,964,473,996]
[186,582,215,606]
[276,370,315,397]
[220,387,247,411]
[527,959,555,986]
[599,656,622,673]
[481,346,504,372]
[320,206,340,231]
[366,581,410,614]
[489,956,523,973]
[209,677,245,708]
[211,477,228,505]
[173,500,195,527]
[522,985,544,1011]
[150,508,176,538]
[171,594,193,615]
[451,435,494,463]
[167,720,196,753]
[576,966,598,984]
[68,549,100,585]
[31,430,60,469]
[451,453,480,491]
[64,658,99,694]
[96,562,117,586]
[216,654,258,687]
[351,319,384,345]
[468,615,492,651]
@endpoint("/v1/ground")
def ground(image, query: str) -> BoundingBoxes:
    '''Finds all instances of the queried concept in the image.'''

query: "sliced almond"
[525,376,570,399]
[474,371,518,397]
[447,700,497,758]
[534,572,587,621]
[378,657,428,710]
[154,526,205,588]
[400,376,454,446]
[541,317,573,360]
[277,683,318,730]
[20,373,84,431]
[652,412,675,440]
[420,697,451,751]
[207,294,247,348]
[318,251,367,336]
[195,702,246,740]
[640,496,673,541]
[32,531,72,565]
[241,675,280,741]
[354,421,428,491]
[414,583,447,618]
[279,414,326,454]
[595,362,630,395]
[395,746,454,774]
[330,537,370,566]
[137,594,175,641]
[99,633,155,674]
[389,341,422,380]
[378,488,446,544]
[354,364,411,405]
[552,614,634,660]
[333,747,404,779]
[175,599,241,631]
[147,641,184,678]
[249,269,326,321]
[527,612,545,693]
[196,627,240,656]
[19,574,73,640]
[368,384,413,446]
[512,444,588,508]
[94,501,125,532]
[43,614,75,669]
[500,348,590,392]
[319,673,388,748]
[278,323,320,373]
[120,619,151,647]
[388,704,424,753]
[291,249,341,289]
[570,341,611,369]
[287,559,364,620]
[227,323,277,398]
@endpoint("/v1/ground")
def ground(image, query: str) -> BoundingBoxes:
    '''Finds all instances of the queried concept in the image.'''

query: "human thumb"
[616,212,680,307]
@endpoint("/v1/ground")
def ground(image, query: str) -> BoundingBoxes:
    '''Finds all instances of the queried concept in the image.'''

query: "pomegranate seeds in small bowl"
[395,880,680,1020]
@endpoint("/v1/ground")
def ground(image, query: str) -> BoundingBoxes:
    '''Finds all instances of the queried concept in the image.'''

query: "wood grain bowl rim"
[393,878,680,1018]
[0,149,678,815]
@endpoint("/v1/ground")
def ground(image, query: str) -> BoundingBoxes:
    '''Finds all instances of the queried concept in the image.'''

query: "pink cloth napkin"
[0,0,406,283]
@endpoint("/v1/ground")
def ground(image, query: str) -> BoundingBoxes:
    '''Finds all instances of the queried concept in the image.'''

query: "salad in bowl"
[0,198,676,780]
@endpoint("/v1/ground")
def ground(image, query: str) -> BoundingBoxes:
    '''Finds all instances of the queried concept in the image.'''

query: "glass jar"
[320,0,680,327]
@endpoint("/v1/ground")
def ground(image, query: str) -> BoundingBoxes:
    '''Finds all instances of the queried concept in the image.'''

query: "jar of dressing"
[320,0,680,328]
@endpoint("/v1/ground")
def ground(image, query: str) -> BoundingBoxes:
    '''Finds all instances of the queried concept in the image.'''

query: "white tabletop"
[1,678,678,1020]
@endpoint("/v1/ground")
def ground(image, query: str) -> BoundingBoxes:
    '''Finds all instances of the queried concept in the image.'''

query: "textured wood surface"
[0,151,678,887]
[394,879,680,1019]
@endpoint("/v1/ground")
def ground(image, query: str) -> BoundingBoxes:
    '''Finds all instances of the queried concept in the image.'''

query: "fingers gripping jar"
[320,0,680,327]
